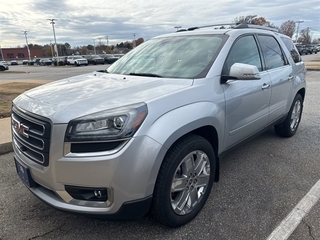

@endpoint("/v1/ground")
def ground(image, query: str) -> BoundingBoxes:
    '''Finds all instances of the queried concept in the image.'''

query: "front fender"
[146,101,225,152]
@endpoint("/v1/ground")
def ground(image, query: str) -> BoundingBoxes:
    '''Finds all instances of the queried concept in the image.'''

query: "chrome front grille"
[12,106,51,166]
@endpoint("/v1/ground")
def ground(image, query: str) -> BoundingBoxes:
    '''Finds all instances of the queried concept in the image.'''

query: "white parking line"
[267,179,320,240]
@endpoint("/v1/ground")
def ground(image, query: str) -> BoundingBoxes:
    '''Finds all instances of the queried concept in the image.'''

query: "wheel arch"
[297,87,306,102]
[190,126,220,182]
[143,101,225,196]
[149,124,221,191]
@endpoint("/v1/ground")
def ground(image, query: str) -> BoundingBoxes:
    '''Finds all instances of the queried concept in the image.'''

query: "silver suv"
[12,24,306,227]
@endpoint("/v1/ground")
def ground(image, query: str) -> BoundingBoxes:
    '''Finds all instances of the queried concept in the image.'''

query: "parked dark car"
[22,60,29,65]
[33,58,41,65]
[307,45,318,54]
[295,44,308,55]
[103,54,119,64]
[82,55,104,65]
[39,58,52,66]
[114,54,125,58]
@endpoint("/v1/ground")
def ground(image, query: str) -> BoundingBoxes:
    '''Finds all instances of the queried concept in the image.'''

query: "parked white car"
[0,61,9,71]
[67,56,88,66]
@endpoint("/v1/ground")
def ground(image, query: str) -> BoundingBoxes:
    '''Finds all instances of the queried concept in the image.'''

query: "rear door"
[257,35,292,123]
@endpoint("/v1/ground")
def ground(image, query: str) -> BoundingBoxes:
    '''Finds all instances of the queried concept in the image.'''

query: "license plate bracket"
[14,157,36,188]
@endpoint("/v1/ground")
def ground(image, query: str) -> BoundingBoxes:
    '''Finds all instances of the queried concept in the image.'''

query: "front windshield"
[108,34,227,79]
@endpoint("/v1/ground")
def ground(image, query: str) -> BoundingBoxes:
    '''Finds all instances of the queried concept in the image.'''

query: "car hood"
[13,72,193,123]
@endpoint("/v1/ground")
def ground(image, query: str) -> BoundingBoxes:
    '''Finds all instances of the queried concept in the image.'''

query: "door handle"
[288,76,294,81]
[262,83,270,90]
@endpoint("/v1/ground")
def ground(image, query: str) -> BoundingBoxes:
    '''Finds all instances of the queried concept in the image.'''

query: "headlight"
[65,103,148,141]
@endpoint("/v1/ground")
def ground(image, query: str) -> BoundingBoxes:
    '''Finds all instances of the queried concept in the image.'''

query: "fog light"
[94,190,102,198]
[65,185,108,201]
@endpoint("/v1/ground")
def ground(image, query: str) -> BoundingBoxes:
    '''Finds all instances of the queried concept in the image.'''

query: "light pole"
[295,21,304,43]
[22,31,31,62]
[133,33,136,48]
[47,19,59,58]
[98,37,103,54]
[0,45,4,62]
[49,40,54,58]
[93,39,96,55]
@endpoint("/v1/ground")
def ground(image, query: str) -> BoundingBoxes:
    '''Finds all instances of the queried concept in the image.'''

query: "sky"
[0,0,319,48]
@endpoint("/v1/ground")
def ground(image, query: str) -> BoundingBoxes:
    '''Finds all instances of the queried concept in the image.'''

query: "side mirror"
[221,63,261,83]
[230,63,261,80]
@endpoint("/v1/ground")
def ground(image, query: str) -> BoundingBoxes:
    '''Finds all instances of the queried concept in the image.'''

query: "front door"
[221,34,271,150]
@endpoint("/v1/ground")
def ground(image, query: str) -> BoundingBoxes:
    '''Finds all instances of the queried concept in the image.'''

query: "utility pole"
[22,31,31,62]
[93,39,96,55]
[97,37,103,54]
[0,45,4,62]
[295,21,304,43]
[106,36,109,47]
[49,40,54,58]
[133,33,136,48]
[47,19,59,58]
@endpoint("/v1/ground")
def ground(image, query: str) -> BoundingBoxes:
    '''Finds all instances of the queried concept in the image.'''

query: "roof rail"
[234,23,279,32]
[176,23,235,32]
[175,22,279,33]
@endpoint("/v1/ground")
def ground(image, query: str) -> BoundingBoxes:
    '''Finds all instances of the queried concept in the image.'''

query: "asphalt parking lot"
[0,61,319,239]
[0,64,107,83]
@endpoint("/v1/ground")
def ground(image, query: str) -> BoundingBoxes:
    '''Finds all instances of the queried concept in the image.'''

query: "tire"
[151,134,215,227]
[274,94,303,137]
[0,66,5,71]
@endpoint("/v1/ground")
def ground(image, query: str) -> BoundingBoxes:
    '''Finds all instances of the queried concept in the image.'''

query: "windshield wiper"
[129,72,162,78]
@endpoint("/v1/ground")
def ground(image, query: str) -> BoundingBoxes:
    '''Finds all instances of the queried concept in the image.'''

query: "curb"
[0,142,13,155]
[307,68,320,71]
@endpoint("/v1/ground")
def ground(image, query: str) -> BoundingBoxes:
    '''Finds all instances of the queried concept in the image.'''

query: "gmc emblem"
[12,117,29,138]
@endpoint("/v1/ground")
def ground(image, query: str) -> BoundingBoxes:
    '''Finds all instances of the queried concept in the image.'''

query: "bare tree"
[312,38,320,44]
[251,17,270,26]
[135,38,144,47]
[234,15,277,29]
[298,28,312,44]
[234,15,257,24]
[279,20,296,38]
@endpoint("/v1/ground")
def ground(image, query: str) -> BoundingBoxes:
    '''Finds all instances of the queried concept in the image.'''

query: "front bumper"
[13,126,164,218]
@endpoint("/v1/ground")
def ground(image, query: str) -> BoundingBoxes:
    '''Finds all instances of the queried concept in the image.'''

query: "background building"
[0,47,43,62]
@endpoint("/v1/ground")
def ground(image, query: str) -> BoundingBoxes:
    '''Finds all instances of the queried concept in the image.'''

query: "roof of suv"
[155,23,284,39]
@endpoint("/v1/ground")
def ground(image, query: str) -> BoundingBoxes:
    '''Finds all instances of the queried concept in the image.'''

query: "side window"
[257,35,288,70]
[281,37,301,63]
[223,35,262,75]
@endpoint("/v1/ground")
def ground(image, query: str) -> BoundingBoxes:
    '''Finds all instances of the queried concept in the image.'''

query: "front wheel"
[274,94,303,137]
[151,134,215,227]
